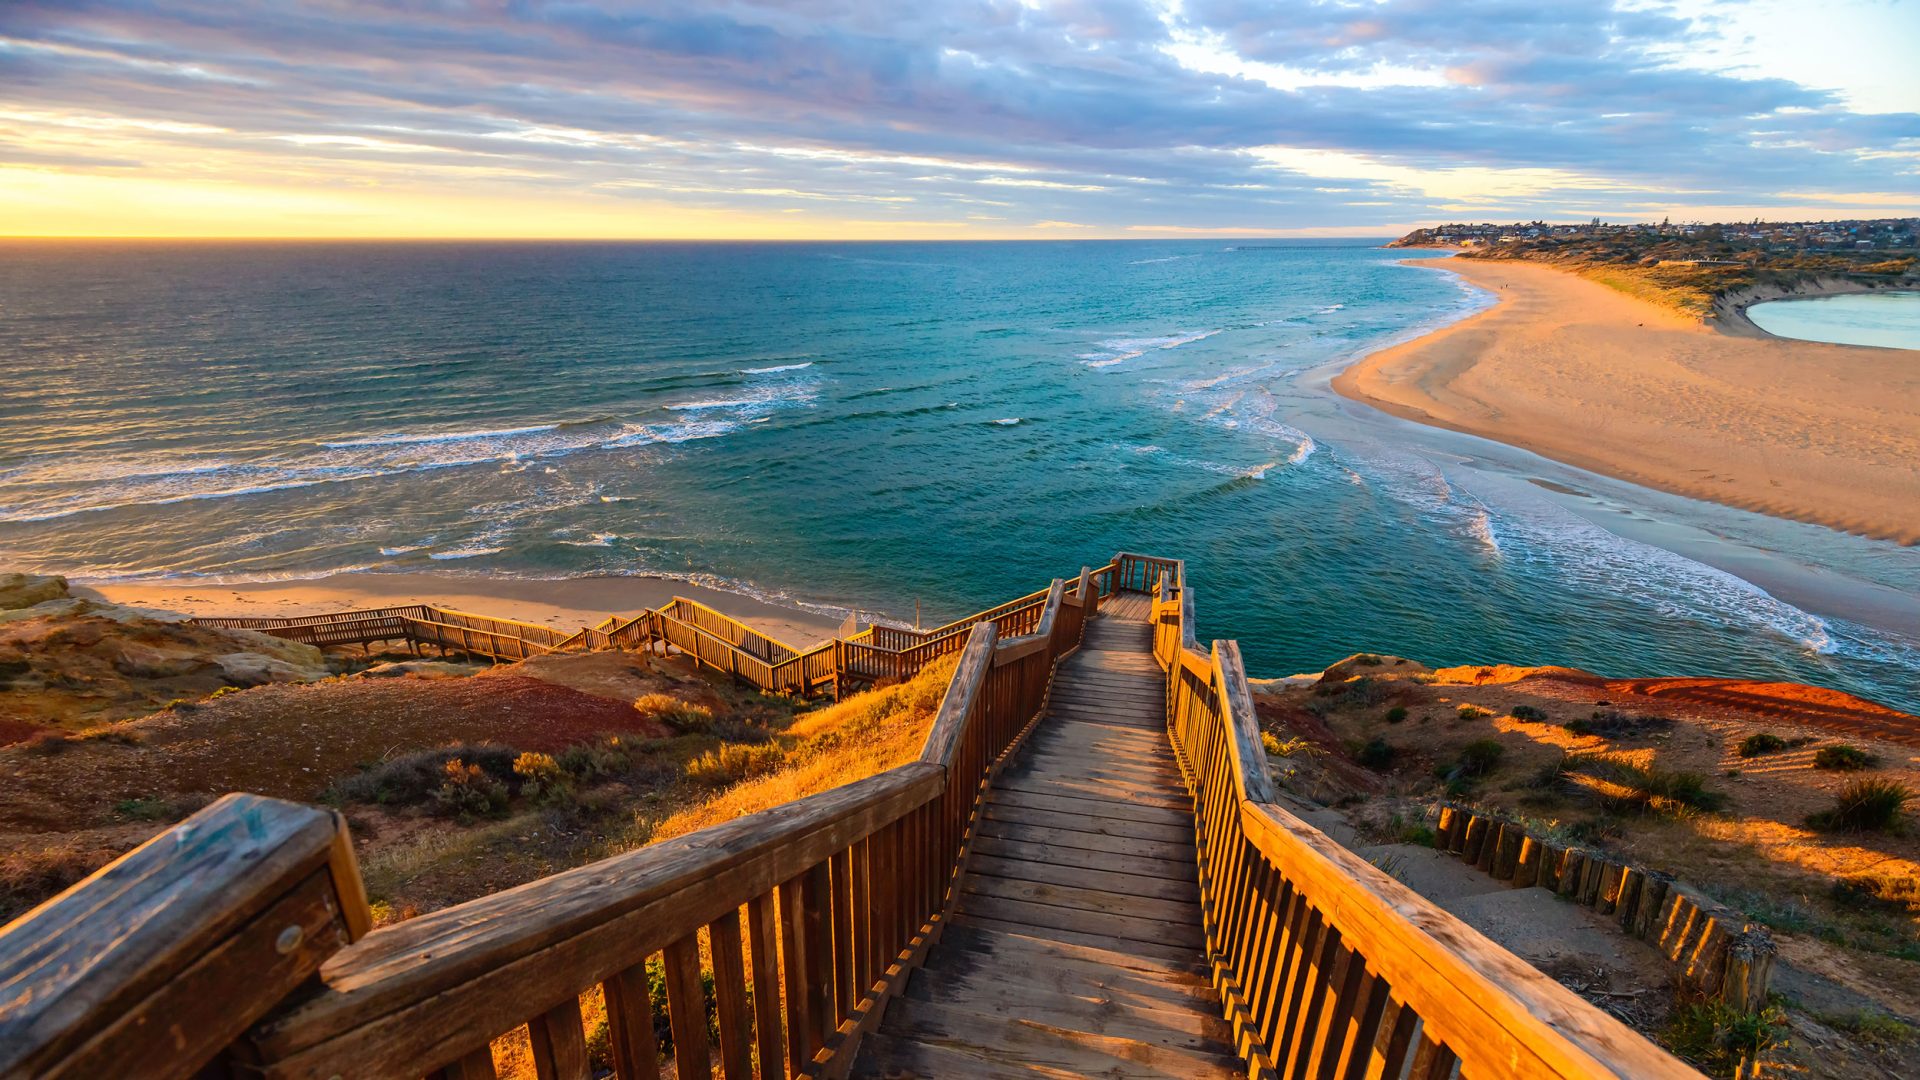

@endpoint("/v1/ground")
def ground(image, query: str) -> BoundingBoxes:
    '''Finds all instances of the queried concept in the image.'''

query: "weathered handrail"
[1153,566,1692,1078]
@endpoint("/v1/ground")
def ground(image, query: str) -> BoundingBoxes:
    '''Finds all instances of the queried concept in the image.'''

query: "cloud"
[0,0,1913,235]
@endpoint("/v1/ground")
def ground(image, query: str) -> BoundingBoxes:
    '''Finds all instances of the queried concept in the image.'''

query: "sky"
[2,0,1917,239]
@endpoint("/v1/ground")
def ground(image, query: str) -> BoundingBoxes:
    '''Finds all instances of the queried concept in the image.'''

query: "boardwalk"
[855,597,1241,1076]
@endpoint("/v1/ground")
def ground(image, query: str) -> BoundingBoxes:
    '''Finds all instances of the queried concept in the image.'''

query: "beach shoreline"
[81,571,845,650]
[1333,259,1920,545]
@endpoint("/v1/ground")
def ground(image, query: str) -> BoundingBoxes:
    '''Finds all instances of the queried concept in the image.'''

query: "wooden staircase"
[853,597,1241,1077]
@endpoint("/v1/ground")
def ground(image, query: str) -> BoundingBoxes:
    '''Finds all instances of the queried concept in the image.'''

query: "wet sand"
[82,572,843,650]
[1335,259,1920,545]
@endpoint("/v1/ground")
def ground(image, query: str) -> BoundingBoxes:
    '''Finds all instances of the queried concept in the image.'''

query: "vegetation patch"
[633,693,714,734]
[1806,778,1911,834]
[1508,704,1547,722]
[1812,745,1878,771]
[1736,733,1787,758]
[1661,998,1787,1079]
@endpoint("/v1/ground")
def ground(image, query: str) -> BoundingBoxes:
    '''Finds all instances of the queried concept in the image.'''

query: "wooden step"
[900,971,1234,1052]
[864,999,1242,1077]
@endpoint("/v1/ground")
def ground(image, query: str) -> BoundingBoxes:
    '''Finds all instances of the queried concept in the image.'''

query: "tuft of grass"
[1384,706,1408,724]
[1265,735,1323,758]
[1509,704,1548,722]
[1305,676,1389,716]
[1737,733,1787,758]
[1456,705,1491,722]
[1455,738,1505,776]
[633,693,714,734]
[1830,872,1920,914]
[112,797,177,822]
[1567,755,1727,813]
[1807,778,1911,833]
[1813,745,1878,771]
[1662,999,1786,1078]
[1354,738,1396,770]
[1814,1009,1915,1048]
[685,741,788,787]
[556,735,634,782]
[1260,731,1284,756]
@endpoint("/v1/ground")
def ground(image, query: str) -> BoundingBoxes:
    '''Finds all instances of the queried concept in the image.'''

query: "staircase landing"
[854,601,1238,1077]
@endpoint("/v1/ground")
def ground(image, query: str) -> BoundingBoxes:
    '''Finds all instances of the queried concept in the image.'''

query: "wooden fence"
[1153,561,1696,1079]
[4,571,1093,1080]
[198,605,574,663]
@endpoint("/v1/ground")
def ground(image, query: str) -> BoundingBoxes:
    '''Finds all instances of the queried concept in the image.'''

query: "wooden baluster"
[602,962,663,1080]
[663,933,713,1079]
[1303,942,1363,1079]
[830,847,855,1024]
[528,996,592,1080]
[708,910,754,1080]
[745,894,786,1080]
[777,874,810,1077]
[1281,923,1342,1078]
[1331,968,1390,1080]
[1368,998,1418,1080]
[800,861,835,1055]
[851,835,873,1001]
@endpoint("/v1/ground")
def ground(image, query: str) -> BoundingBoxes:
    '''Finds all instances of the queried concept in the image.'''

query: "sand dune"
[1335,260,1920,545]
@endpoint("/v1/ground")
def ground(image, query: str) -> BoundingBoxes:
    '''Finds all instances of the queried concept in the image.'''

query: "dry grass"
[650,655,958,843]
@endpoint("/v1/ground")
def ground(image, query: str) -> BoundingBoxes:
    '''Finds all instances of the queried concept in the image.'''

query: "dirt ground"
[1253,654,1920,1078]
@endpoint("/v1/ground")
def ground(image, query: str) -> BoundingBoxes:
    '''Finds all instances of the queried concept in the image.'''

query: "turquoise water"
[1747,291,1920,350]
[2,240,1917,711]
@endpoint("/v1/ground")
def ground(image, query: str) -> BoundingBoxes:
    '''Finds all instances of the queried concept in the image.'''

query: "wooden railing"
[1152,562,1695,1079]
[198,605,574,663]
[5,568,1090,1080]
[3,552,1694,1079]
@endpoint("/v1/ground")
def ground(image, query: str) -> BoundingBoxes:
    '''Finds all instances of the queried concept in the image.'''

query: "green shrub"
[1384,706,1408,724]
[1509,704,1548,722]
[1738,733,1788,757]
[1306,676,1388,716]
[1456,705,1490,722]
[557,735,634,781]
[512,751,572,803]
[634,692,714,733]
[1807,779,1911,833]
[1813,745,1877,771]
[1355,738,1397,770]
[432,758,509,818]
[1455,739,1505,777]
[328,742,519,806]
[1662,1000,1786,1077]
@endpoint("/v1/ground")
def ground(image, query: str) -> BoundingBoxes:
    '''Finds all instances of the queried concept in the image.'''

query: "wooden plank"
[989,788,1191,827]
[899,973,1231,1051]
[968,834,1195,882]
[976,819,1196,862]
[601,963,661,1080]
[962,872,1203,924]
[527,997,591,1080]
[662,934,712,1080]
[983,802,1193,844]
[743,896,783,1080]
[876,998,1241,1076]
[777,875,809,1078]
[957,893,1204,952]
[707,911,753,1080]
[966,854,1198,903]
[432,1046,499,1080]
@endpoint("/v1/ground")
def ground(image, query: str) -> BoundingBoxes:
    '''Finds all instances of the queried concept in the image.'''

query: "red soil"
[1435,665,1920,749]
[0,675,669,832]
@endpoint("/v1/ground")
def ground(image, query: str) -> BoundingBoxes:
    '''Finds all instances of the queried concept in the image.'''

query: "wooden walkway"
[855,596,1240,1077]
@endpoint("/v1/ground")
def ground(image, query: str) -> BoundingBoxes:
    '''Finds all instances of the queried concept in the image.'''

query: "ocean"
[3,239,1918,712]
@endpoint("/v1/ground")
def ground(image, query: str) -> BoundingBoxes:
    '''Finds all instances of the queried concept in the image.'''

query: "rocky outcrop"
[0,573,71,612]
[0,583,331,736]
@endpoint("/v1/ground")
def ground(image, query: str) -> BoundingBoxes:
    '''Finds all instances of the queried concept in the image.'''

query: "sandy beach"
[1335,259,1920,545]
[81,572,844,650]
